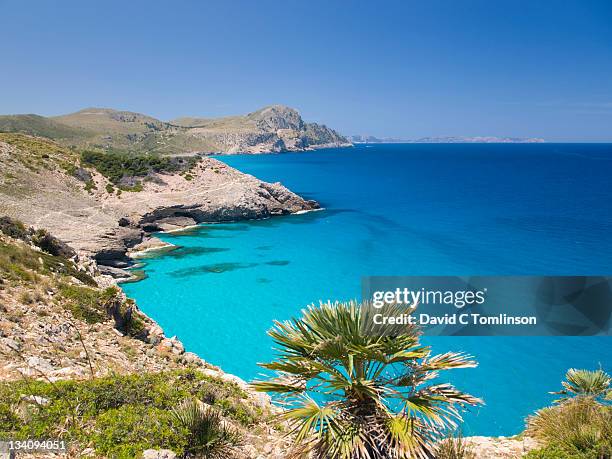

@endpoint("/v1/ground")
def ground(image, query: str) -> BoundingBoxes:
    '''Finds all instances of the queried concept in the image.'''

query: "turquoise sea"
[122,143,612,436]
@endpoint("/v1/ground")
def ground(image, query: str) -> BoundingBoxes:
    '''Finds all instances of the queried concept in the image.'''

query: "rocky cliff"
[0,105,351,155]
[0,133,319,277]
[174,105,350,154]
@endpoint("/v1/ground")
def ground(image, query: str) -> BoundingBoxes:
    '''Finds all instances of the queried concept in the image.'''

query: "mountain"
[0,105,350,155]
[173,105,349,154]
[409,136,546,143]
[350,134,545,144]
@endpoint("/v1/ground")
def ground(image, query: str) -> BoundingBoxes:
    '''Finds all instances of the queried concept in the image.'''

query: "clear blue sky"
[1,0,611,141]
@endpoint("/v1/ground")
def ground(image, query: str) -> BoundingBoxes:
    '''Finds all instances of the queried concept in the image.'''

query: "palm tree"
[552,368,612,403]
[172,398,242,458]
[252,300,482,459]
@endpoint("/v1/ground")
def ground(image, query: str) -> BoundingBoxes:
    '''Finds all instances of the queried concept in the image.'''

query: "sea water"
[122,143,612,435]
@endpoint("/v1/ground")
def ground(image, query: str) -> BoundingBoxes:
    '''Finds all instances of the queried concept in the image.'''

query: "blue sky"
[1,0,611,141]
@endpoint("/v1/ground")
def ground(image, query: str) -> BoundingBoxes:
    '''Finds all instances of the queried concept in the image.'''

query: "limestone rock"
[465,436,539,458]
[141,449,177,459]
[0,137,320,275]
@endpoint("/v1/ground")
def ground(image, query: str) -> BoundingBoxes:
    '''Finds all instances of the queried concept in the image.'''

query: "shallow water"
[122,143,612,435]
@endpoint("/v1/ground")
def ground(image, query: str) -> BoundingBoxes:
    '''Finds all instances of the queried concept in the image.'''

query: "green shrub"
[80,150,200,185]
[105,183,115,193]
[435,434,475,459]
[0,239,95,286]
[526,398,612,458]
[172,398,241,458]
[118,182,144,192]
[31,228,75,257]
[93,405,185,458]
[0,402,20,435]
[525,443,604,458]
[0,370,259,457]
[58,284,118,324]
[0,216,28,240]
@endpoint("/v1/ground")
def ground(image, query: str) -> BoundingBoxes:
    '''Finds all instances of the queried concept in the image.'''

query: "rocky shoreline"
[0,134,541,458]
[86,157,320,278]
[0,229,290,458]
[0,136,319,279]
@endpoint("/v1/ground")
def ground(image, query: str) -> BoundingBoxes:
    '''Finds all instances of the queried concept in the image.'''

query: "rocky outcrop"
[186,105,351,154]
[87,158,320,270]
[463,436,539,458]
[0,136,319,275]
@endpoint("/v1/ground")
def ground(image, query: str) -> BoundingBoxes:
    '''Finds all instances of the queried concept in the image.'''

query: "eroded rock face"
[188,105,351,154]
[0,138,319,272]
[91,158,320,269]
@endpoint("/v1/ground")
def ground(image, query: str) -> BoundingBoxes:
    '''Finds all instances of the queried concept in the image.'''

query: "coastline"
[127,207,326,263]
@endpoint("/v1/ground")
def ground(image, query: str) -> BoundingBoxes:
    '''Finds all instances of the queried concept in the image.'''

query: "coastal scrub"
[0,370,261,457]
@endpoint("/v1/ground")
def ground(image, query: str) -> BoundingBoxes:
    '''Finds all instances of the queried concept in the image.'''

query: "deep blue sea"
[122,143,612,436]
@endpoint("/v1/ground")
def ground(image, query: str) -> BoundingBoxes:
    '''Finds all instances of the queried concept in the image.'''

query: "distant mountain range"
[0,105,350,155]
[350,135,545,144]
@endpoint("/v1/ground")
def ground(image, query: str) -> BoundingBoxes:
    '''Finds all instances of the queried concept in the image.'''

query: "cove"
[122,143,612,436]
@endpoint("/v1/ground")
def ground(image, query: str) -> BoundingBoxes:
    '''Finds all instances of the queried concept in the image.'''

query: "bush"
[0,216,28,240]
[526,398,612,458]
[58,284,118,324]
[436,434,476,459]
[80,150,199,185]
[0,370,259,457]
[0,240,79,283]
[31,228,75,258]
[172,398,241,458]
[93,405,185,458]
[525,443,604,458]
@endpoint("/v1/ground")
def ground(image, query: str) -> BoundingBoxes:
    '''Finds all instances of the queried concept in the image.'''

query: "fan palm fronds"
[172,398,242,458]
[252,300,482,458]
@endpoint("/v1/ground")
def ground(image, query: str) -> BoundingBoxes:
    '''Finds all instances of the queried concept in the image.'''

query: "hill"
[0,113,94,140]
[0,105,350,155]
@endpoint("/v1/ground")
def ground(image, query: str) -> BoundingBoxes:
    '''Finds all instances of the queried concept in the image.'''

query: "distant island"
[350,135,545,144]
[0,105,351,155]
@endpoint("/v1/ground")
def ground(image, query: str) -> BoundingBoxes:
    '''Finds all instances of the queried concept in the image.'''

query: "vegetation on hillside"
[0,132,79,175]
[0,218,93,286]
[0,114,92,140]
[0,218,150,335]
[172,398,243,458]
[1,106,348,155]
[435,434,476,459]
[0,370,260,458]
[525,369,612,458]
[253,300,482,458]
[80,149,200,185]
[0,223,267,457]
